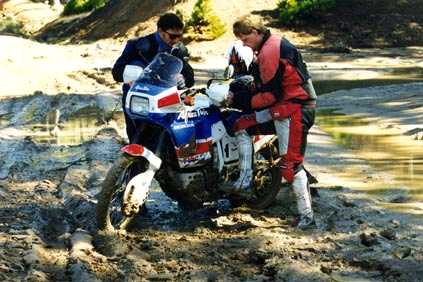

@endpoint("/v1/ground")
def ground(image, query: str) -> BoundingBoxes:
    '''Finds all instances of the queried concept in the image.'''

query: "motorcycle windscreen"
[135,53,183,88]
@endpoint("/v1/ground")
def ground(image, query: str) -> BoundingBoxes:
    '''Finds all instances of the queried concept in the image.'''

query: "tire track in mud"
[0,91,214,280]
[0,92,126,280]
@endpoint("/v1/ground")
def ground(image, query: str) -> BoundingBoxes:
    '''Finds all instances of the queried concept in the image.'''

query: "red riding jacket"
[250,32,312,110]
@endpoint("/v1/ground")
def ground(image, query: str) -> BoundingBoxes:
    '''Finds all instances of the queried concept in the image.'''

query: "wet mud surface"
[0,82,422,281]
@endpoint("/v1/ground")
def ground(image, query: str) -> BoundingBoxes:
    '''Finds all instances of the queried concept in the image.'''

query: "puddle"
[317,109,423,211]
[28,109,125,145]
[314,78,423,96]
[312,67,423,94]
[0,113,13,128]
[141,180,182,231]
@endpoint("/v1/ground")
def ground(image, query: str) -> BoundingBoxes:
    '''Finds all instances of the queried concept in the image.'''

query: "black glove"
[232,90,253,112]
[181,62,194,88]
[230,75,255,93]
[171,43,190,61]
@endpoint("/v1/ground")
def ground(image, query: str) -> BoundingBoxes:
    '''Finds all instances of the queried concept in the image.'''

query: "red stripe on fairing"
[253,135,263,143]
[121,144,145,156]
[195,141,211,154]
[157,92,180,108]
[175,141,212,157]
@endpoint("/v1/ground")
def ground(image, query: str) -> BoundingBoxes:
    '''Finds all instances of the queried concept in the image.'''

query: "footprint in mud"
[94,230,131,257]
[35,207,72,247]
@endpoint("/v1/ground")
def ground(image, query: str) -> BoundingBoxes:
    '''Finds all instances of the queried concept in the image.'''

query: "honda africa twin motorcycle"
[96,53,282,232]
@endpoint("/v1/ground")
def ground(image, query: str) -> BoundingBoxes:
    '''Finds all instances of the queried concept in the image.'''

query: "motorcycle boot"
[220,130,253,195]
[292,169,315,230]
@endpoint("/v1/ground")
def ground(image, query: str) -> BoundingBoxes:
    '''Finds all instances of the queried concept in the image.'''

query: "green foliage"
[278,0,336,24]
[186,0,226,41]
[63,0,109,15]
[175,9,185,23]
[0,16,26,36]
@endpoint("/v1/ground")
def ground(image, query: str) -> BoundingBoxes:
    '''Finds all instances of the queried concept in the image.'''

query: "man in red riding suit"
[227,15,317,229]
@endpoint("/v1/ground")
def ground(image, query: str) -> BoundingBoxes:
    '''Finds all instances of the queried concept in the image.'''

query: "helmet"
[229,75,256,112]
[230,75,255,93]
[226,41,254,78]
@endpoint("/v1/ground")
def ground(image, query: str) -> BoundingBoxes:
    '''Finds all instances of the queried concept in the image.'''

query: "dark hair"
[157,13,184,31]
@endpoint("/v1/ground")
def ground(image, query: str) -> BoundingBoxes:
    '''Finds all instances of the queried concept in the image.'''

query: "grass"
[0,16,27,37]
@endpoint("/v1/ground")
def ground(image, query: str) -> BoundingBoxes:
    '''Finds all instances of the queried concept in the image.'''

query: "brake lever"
[180,88,207,106]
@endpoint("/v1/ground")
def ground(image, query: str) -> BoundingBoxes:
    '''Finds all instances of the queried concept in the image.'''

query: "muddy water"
[29,111,125,145]
[313,67,423,94]
[317,109,423,211]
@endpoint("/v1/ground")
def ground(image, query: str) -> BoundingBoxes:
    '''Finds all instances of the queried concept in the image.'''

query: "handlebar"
[207,78,230,89]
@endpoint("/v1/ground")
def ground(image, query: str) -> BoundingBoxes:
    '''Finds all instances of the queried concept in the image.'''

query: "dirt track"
[1,32,423,280]
[1,88,422,281]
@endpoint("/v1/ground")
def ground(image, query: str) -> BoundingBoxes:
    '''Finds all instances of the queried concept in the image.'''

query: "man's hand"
[171,44,190,61]
[176,74,186,89]
[223,91,234,107]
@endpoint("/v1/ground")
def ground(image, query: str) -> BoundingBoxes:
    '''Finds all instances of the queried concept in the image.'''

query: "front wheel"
[96,155,142,232]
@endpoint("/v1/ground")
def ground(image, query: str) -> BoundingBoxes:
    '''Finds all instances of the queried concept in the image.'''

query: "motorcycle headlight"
[130,96,149,115]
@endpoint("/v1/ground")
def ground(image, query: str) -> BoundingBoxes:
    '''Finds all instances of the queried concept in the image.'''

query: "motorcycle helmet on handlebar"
[229,75,255,112]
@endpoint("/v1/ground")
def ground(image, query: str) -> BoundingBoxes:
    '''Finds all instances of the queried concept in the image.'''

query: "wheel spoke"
[118,216,132,230]
[107,166,133,229]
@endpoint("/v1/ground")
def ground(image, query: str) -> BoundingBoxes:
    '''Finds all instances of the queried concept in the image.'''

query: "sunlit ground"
[308,48,423,94]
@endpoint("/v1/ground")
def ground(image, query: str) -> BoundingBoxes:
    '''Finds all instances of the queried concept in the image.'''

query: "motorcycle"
[96,53,282,232]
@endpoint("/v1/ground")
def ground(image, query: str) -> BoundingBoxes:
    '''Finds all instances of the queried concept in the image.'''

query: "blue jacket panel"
[112,33,159,82]
[112,32,195,88]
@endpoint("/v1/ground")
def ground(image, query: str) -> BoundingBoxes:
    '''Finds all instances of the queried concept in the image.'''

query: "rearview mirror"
[123,65,144,84]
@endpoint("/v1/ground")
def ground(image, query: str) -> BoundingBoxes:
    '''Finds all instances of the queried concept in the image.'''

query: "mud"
[1,36,423,280]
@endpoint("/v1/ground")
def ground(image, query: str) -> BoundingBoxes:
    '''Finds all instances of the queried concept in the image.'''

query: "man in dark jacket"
[112,13,194,142]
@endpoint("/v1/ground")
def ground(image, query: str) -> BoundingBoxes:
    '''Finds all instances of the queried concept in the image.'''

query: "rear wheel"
[249,158,281,209]
[229,143,281,209]
[96,155,146,232]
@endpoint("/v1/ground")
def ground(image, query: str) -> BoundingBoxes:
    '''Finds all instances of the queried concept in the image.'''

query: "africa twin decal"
[177,109,209,120]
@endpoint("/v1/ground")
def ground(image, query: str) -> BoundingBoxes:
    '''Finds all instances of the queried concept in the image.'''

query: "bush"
[278,0,336,24]
[63,0,108,15]
[185,0,226,41]
[0,16,26,36]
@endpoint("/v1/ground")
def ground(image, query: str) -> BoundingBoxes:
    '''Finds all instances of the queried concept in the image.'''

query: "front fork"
[120,144,162,216]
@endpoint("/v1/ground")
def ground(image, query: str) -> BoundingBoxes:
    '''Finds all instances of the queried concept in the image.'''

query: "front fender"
[120,144,162,216]
[121,144,162,171]
[122,168,155,216]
